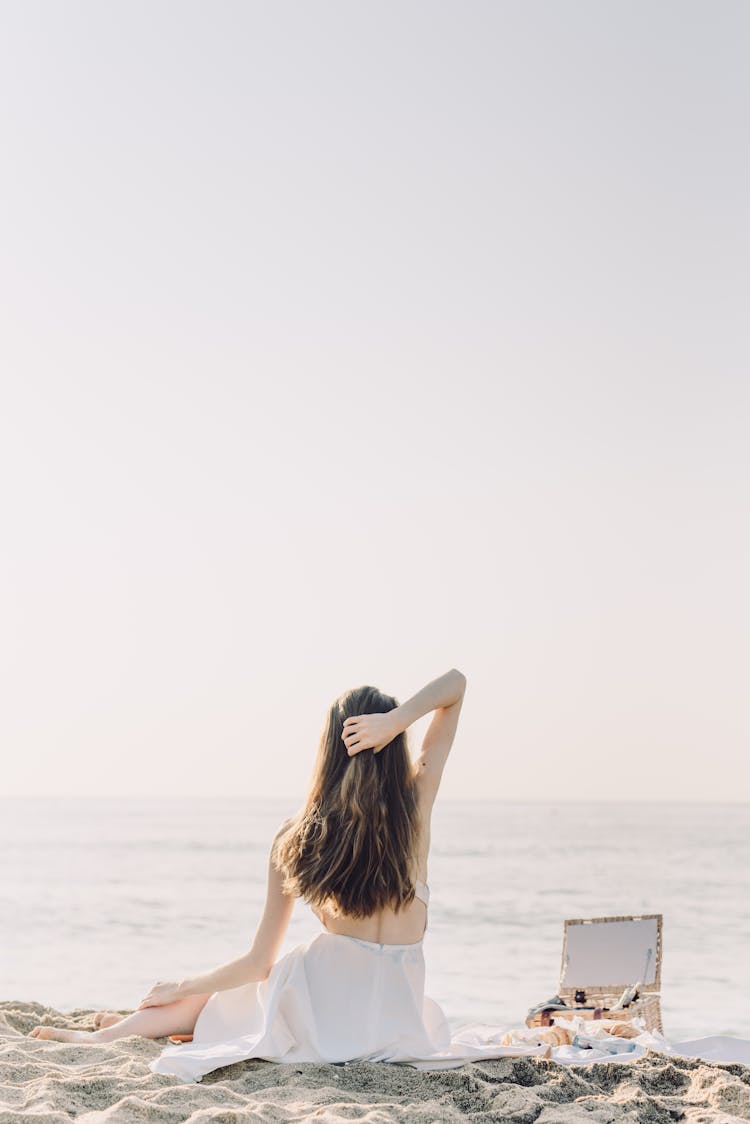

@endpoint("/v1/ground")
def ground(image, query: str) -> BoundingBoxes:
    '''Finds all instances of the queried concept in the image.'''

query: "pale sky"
[1,1,748,803]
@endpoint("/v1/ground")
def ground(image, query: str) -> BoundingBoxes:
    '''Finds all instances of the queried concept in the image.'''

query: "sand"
[2,1001,750,1123]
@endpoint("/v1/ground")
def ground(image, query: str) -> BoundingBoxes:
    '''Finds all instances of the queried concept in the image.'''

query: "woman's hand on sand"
[137,979,185,1009]
[342,712,399,756]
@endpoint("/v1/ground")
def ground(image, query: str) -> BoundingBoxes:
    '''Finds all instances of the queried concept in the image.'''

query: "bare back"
[310,778,434,945]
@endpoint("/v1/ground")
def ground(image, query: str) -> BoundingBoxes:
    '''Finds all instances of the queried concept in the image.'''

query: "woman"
[28,669,548,1080]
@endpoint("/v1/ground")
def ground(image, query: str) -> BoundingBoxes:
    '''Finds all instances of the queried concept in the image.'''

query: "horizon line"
[2,794,748,806]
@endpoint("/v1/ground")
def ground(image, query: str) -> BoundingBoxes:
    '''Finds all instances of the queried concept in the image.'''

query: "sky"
[1,1,748,803]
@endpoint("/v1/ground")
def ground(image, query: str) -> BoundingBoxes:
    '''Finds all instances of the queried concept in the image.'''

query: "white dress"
[148,879,549,1084]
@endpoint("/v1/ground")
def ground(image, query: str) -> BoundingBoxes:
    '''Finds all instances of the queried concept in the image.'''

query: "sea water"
[1,797,748,1040]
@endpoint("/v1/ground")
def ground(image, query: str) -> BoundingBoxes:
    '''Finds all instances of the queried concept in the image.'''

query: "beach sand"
[2,1001,750,1123]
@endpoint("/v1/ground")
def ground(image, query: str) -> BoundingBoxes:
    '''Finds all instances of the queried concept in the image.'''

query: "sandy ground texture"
[2,1001,750,1123]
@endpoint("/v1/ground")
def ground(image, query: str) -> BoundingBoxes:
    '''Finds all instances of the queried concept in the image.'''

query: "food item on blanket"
[539,1026,572,1046]
[500,1027,546,1046]
[501,1023,573,1047]
[609,1022,641,1039]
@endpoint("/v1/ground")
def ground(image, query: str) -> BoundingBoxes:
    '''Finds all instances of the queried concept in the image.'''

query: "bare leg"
[95,993,212,1042]
[93,1011,126,1030]
[30,993,212,1043]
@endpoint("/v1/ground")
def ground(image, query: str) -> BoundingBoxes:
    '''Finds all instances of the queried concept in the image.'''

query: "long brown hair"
[272,685,421,919]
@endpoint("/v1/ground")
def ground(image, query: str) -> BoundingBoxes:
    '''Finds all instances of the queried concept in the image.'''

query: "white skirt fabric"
[148,931,550,1083]
[148,930,750,1084]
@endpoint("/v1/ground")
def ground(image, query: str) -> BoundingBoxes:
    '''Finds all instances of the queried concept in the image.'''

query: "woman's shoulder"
[270,816,298,860]
[274,814,298,838]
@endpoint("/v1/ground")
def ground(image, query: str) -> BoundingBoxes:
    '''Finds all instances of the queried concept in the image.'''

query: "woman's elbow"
[245,951,273,983]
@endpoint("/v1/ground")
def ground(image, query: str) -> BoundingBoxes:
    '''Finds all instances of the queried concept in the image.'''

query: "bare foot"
[29,1026,97,1043]
[92,1011,124,1030]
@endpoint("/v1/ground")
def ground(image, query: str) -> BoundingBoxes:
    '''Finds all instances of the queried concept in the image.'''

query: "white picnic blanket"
[497,1014,750,1067]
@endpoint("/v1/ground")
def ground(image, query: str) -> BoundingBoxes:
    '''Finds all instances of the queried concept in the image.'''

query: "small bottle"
[572,1033,636,1055]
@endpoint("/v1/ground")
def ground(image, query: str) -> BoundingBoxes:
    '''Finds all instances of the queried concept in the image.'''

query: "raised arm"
[393,669,466,807]
[342,668,466,809]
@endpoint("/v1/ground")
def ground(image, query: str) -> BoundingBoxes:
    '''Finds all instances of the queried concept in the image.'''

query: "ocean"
[1,797,748,1041]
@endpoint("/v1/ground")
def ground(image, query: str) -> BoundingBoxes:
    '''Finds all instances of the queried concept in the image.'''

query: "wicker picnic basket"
[544,914,664,1035]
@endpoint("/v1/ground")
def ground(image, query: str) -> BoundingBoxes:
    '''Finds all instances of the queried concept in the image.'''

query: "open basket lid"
[559,914,662,997]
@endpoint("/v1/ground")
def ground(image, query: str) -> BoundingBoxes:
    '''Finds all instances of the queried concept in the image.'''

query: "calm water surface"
[1,798,748,1040]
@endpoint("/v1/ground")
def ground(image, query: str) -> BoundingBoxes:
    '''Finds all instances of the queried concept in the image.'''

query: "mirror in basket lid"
[560,914,662,994]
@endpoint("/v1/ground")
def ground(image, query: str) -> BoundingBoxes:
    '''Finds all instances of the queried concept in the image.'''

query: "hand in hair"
[342,712,400,757]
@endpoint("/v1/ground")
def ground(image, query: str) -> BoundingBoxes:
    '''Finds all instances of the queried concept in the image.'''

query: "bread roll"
[539,1026,572,1046]
[609,1021,640,1039]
